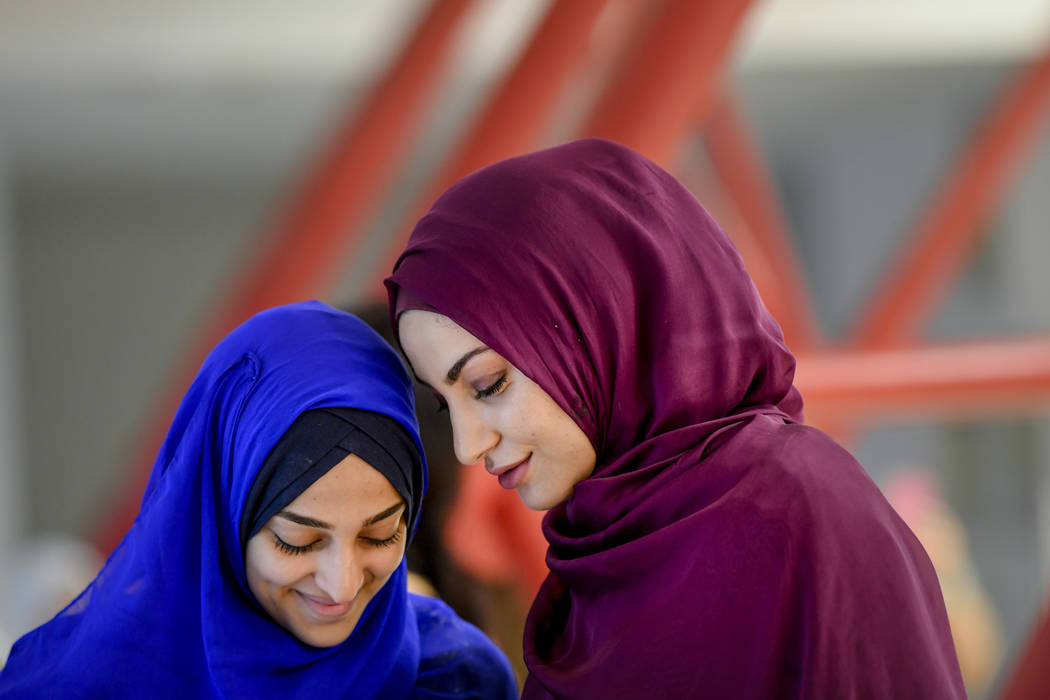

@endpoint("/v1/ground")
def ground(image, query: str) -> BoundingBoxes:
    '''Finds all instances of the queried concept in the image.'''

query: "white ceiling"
[0,0,1048,89]
[1,0,1047,183]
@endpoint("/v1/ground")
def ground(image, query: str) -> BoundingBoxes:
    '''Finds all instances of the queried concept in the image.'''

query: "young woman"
[386,139,966,698]
[0,301,516,699]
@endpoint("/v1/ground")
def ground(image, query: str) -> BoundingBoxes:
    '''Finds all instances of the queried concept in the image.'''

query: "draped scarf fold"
[387,139,964,698]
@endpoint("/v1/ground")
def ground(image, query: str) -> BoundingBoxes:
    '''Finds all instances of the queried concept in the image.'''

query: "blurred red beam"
[704,94,821,350]
[795,335,1050,423]
[580,0,755,167]
[370,0,614,293]
[998,596,1050,700]
[414,0,613,196]
[93,0,477,554]
[851,43,1050,348]
[209,0,476,325]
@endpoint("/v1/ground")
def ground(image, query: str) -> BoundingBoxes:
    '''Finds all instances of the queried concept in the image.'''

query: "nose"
[314,545,364,603]
[449,402,499,466]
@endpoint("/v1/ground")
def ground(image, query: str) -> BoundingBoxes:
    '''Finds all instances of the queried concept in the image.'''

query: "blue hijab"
[0,301,515,699]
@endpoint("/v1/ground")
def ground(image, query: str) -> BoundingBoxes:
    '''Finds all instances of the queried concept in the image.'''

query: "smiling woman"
[386,139,966,699]
[241,413,414,649]
[0,302,516,699]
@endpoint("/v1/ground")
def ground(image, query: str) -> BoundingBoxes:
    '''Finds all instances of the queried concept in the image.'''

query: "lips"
[490,454,531,490]
[295,590,353,619]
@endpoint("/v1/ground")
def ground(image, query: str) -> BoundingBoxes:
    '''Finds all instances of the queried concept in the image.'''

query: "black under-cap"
[240,407,421,555]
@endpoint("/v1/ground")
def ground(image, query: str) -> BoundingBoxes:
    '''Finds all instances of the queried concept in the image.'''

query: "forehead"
[289,453,399,517]
[399,309,466,334]
[398,311,485,362]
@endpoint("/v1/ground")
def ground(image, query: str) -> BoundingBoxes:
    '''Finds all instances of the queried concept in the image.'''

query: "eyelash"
[431,374,508,413]
[474,375,507,400]
[272,535,317,556]
[271,528,404,555]
[362,529,404,549]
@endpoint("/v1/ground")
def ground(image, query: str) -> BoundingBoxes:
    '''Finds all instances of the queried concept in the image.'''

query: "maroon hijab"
[387,139,964,698]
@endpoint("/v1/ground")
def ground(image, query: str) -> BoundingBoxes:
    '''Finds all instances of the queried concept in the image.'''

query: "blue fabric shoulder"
[409,594,518,700]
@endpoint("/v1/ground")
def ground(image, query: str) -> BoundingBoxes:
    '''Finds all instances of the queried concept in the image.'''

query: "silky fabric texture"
[386,139,965,698]
[0,301,516,700]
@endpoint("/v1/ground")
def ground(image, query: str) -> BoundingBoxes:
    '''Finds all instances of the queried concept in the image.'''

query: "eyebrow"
[277,502,405,531]
[363,502,406,526]
[445,346,490,385]
[277,511,332,530]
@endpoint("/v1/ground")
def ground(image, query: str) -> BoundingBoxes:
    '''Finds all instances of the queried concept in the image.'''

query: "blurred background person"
[0,536,101,666]
[885,465,1006,697]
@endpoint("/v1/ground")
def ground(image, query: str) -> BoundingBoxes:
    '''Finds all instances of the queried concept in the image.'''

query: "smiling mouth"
[490,454,531,490]
[295,591,354,619]
[489,454,529,476]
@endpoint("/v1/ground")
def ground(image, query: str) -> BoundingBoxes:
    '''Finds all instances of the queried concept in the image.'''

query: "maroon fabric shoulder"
[386,139,964,698]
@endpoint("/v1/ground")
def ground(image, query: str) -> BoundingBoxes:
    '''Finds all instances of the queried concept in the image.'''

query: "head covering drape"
[386,139,965,698]
[1,302,427,699]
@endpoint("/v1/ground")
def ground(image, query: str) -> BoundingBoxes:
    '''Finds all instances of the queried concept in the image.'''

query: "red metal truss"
[795,335,1050,426]
[92,0,478,554]
[703,94,822,350]
[998,597,1050,700]
[851,44,1050,348]
[412,0,613,195]
[207,0,477,330]
[368,0,615,294]
[579,0,756,167]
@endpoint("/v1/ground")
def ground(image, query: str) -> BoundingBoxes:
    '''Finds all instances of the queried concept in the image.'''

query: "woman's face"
[398,310,596,511]
[244,453,407,648]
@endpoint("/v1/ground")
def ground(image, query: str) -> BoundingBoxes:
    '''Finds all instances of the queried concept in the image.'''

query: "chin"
[519,485,569,512]
[293,622,355,648]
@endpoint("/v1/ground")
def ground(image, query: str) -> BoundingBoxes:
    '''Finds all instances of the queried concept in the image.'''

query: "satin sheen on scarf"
[0,302,515,700]
[387,140,965,698]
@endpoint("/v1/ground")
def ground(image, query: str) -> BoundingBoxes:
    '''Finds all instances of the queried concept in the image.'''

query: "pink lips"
[491,455,531,490]
[296,591,353,619]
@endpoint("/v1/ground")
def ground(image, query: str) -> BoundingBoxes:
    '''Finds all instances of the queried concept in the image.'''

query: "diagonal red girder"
[578,0,756,168]
[851,43,1050,349]
[795,335,1050,426]
[703,94,822,350]
[998,596,1050,700]
[93,0,478,554]
[368,0,616,294]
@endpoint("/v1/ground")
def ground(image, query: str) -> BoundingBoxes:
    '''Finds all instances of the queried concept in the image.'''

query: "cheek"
[369,544,407,585]
[248,550,310,589]
[489,395,540,442]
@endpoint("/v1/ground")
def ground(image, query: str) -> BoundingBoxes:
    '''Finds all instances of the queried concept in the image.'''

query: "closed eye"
[474,375,507,399]
[272,534,319,556]
[361,528,404,549]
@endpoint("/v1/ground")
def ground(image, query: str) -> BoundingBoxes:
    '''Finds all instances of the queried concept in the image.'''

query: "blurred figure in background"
[0,536,102,666]
[884,466,1005,697]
